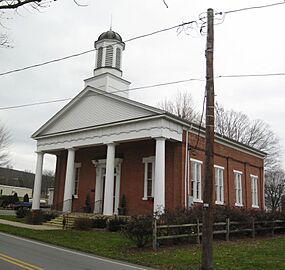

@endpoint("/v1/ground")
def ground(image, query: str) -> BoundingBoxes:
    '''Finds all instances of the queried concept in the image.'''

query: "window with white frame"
[190,159,202,201]
[234,171,243,206]
[215,166,224,204]
[251,175,258,207]
[73,163,81,198]
[142,157,155,200]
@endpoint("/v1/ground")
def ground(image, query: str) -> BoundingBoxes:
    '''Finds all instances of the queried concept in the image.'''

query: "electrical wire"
[1,70,285,111]
[216,72,285,78]
[0,20,198,77]
[0,77,204,111]
[224,1,285,14]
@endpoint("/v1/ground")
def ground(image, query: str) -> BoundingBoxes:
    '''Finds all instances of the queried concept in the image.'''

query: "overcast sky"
[0,0,285,173]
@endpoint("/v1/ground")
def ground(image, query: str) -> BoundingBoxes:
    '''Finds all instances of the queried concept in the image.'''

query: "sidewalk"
[0,219,61,230]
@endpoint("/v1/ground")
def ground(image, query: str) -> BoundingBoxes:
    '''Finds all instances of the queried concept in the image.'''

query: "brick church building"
[31,30,266,216]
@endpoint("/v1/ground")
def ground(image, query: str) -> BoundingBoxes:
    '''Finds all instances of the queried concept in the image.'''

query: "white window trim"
[190,159,203,202]
[234,170,243,207]
[250,174,259,208]
[214,165,224,205]
[142,156,155,200]
[214,165,224,170]
[190,158,203,164]
[73,163,81,198]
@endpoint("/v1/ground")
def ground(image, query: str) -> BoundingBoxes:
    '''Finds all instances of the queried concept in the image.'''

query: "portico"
[31,129,176,215]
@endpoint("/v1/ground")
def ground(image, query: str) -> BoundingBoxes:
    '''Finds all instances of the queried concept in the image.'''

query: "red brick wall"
[186,131,264,210]
[53,130,265,214]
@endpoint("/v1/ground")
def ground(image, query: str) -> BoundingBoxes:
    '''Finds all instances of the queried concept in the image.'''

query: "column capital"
[35,151,44,155]
[103,141,118,147]
[65,147,77,151]
[153,137,167,141]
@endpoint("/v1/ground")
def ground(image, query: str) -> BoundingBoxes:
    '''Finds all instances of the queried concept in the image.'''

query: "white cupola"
[94,30,125,77]
[84,29,130,99]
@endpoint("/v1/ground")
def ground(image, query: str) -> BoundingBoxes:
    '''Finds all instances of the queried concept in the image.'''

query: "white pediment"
[33,87,162,137]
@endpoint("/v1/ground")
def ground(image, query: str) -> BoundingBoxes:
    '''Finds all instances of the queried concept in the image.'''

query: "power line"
[1,70,285,111]
[0,20,198,77]
[216,72,285,78]
[0,77,204,111]
[224,1,285,14]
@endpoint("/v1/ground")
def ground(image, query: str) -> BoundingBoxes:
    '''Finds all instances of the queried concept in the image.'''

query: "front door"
[93,159,122,214]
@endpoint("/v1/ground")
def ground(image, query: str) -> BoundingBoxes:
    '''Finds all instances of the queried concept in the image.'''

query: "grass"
[0,224,284,270]
[0,215,26,223]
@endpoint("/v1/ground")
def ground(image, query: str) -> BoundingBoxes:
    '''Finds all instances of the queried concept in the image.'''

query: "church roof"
[97,30,123,42]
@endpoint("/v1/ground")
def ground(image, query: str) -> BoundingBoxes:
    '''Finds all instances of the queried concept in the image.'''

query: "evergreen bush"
[23,194,29,203]
[92,216,107,228]
[16,207,29,218]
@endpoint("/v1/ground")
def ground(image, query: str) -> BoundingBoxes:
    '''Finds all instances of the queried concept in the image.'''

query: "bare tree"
[158,91,200,123]
[215,103,281,170]
[0,123,11,167]
[0,0,86,10]
[265,168,285,211]
[0,0,87,47]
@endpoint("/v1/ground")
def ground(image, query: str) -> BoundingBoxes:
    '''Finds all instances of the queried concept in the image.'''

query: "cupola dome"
[97,30,123,43]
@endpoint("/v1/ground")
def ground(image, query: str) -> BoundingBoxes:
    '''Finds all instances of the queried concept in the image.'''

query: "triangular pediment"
[33,87,163,138]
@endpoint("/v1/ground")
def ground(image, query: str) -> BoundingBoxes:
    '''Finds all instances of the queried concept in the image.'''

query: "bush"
[92,216,107,228]
[13,193,19,203]
[84,193,92,213]
[23,194,29,203]
[0,195,19,207]
[107,216,127,232]
[124,215,153,248]
[42,211,58,221]
[26,210,44,225]
[16,207,29,218]
[74,217,93,231]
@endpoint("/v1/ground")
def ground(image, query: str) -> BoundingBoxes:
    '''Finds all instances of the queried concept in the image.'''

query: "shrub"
[92,216,107,228]
[74,217,93,231]
[124,215,153,248]
[107,216,127,232]
[23,194,29,203]
[26,210,44,225]
[0,195,19,207]
[42,211,58,221]
[16,207,29,218]
[84,193,92,213]
[13,193,19,203]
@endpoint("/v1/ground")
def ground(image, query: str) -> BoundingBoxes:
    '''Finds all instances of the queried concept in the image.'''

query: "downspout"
[262,158,265,210]
[184,128,189,208]
[227,157,230,206]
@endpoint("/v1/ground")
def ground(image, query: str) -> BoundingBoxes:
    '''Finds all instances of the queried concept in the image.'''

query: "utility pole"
[202,8,215,270]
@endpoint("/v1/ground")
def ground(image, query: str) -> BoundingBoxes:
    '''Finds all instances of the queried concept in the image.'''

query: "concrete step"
[43,213,111,229]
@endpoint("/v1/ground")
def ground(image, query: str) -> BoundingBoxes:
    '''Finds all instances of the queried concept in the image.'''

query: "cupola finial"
[110,14,113,31]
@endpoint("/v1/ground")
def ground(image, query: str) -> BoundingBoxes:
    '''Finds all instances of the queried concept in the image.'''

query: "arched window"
[96,47,103,68]
[105,45,113,67]
[116,48,121,69]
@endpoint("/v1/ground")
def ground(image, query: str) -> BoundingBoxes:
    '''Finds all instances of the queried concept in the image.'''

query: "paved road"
[0,233,155,270]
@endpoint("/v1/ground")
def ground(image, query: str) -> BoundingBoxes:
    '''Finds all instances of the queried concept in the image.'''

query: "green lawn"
[0,215,26,223]
[0,224,284,270]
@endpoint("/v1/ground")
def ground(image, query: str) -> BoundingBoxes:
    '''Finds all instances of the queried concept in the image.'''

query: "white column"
[103,143,116,215]
[63,148,76,213]
[154,137,166,214]
[114,162,121,215]
[93,162,103,214]
[32,152,44,210]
